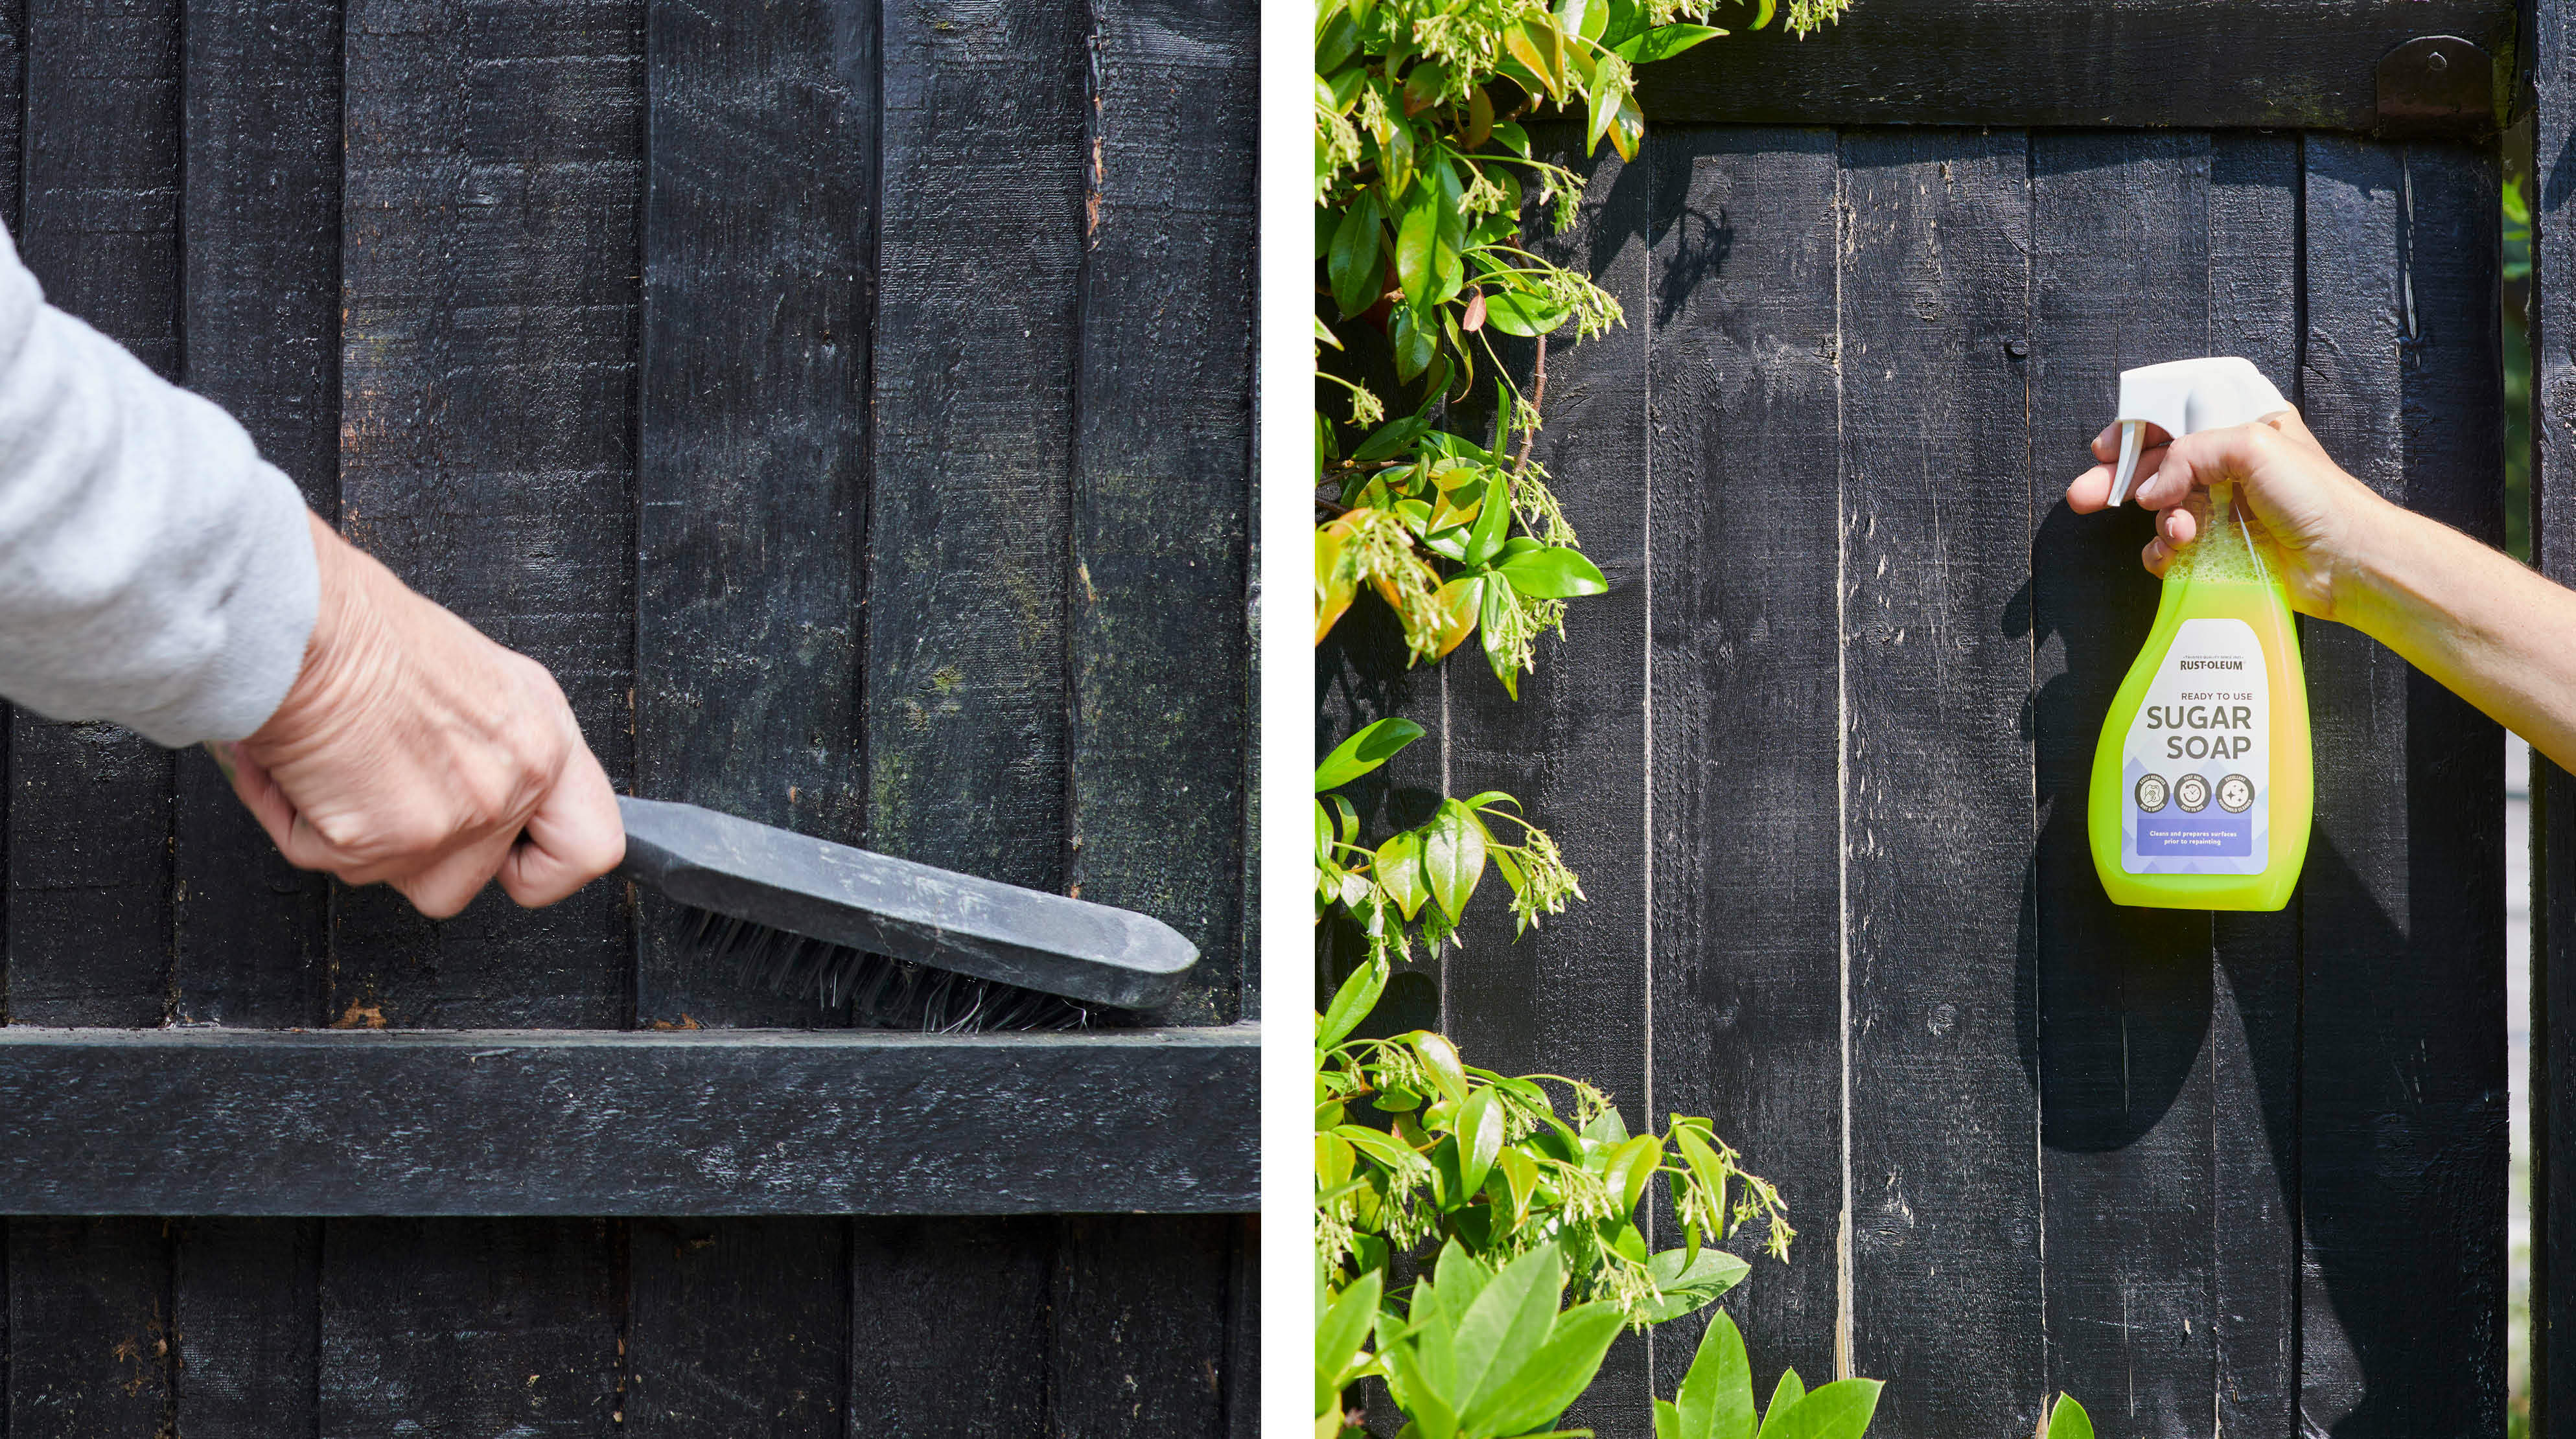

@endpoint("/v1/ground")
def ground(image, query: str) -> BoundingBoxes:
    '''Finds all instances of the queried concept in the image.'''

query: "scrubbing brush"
[616,796,1198,1032]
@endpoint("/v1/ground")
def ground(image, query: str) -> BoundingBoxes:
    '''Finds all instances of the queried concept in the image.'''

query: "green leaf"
[1375,829,1431,921]
[1479,581,1520,700]
[1601,1134,1663,1216]
[1454,1088,1506,1200]
[1314,798,1332,859]
[1316,1270,1384,1413]
[1467,1301,1625,1435]
[1615,22,1724,61]
[1640,1247,1752,1324]
[1462,476,1513,568]
[1599,0,1644,46]
[1329,190,1388,319]
[1489,119,1532,157]
[1755,1371,1805,1439]
[2042,1394,2094,1439]
[1325,793,1360,846]
[1674,1309,1756,1439]
[1754,0,1777,28]
[1316,10,1362,72]
[1411,1030,1472,1105]
[1586,72,1621,155]
[1579,1103,1630,1145]
[1656,1399,1686,1439]
[1452,1243,1564,1414]
[1421,799,1489,921]
[1481,287,1570,337]
[1761,1381,1883,1439]
[1397,197,1441,312]
[1499,544,1610,598]
[1352,414,1430,463]
[1552,0,1593,43]
[1317,717,1426,789]
[1318,958,1388,1048]
[1391,305,1437,382]
[1334,1124,1424,1174]
[1378,117,1416,199]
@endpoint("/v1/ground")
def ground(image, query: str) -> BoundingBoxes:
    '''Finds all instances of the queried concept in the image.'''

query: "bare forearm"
[2336,497,2576,770]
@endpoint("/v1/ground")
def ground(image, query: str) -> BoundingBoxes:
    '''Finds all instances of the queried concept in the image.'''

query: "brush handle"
[614,796,1197,1009]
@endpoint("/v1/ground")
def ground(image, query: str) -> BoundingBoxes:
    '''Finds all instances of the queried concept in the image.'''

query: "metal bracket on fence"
[2378,35,2500,139]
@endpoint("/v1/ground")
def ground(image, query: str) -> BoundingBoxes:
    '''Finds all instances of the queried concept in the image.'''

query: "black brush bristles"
[678,904,1095,1032]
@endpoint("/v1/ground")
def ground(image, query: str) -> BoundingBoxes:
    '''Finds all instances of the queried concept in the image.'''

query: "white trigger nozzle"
[2109,420,2144,508]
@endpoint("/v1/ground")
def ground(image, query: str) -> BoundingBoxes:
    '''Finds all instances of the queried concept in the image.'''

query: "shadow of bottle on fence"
[2014,497,2215,1153]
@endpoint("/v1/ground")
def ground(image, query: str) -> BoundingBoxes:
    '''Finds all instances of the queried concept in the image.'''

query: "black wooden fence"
[1325,5,2524,1436]
[0,0,1257,1431]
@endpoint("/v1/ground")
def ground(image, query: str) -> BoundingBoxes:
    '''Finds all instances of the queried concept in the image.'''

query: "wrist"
[256,515,387,749]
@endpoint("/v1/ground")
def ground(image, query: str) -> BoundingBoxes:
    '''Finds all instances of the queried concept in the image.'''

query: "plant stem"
[1513,333,1550,474]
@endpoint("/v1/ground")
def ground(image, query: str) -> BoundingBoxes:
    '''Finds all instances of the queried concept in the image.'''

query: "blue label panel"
[2137,808,2251,857]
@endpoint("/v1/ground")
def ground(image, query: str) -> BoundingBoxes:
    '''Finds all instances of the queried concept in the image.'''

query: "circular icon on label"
[2218,774,2254,813]
[2174,774,2212,813]
[2135,774,2170,812]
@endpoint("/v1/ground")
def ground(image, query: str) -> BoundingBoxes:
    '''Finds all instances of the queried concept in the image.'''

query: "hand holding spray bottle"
[2087,358,2314,911]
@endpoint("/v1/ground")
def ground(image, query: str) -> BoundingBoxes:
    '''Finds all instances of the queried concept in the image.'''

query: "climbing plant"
[1315,0,1856,1433]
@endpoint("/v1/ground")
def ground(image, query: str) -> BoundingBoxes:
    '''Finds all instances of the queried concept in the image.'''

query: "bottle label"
[2120,617,2269,876]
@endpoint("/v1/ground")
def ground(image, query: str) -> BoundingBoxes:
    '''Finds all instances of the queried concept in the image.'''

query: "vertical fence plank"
[1068,0,1256,1026]
[4,1221,171,1439]
[1837,127,2042,1435]
[6,6,183,1422]
[2533,0,2576,1425]
[865,0,1084,890]
[171,0,338,1033]
[327,0,643,1422]
[2297,134,2506,1438]
[8,0,183,1027]
[2203,129,2305,1439]
[1640,126,1843,1411]
[1050,1217,1235,1434]
[634,0,871,1029]
[334,0,641,1029]
[847,1217,1051,1435]
[319,1219,624,1436]
[625,1219,848,1436]
[2026,131,2220,1436]
[170,1219,319,1439]
[1436,128,1655,1433]
[859,0,1089,1416]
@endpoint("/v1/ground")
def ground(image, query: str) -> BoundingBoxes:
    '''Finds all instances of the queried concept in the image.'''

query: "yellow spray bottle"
[2087,357,2312,911]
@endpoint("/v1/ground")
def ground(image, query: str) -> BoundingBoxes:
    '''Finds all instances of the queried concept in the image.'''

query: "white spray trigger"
[2106,356,2290,508]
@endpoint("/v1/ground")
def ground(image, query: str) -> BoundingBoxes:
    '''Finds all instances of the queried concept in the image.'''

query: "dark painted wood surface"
[1330,125,2505,1436]
[1634,0,2514,135]
[0,0,1255,1427]
[0,1026,1259,1214]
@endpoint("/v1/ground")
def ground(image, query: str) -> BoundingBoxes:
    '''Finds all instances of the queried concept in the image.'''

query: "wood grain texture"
[2531,0,2576,1426]
[2203,130,2304,1439]
[1837,128,2043,1436]
[0,1026,1259,1214]
[625,1217,847,1436]
[8,0,185,1028]
[866,0,1085,890]
[846,1216,1052,1437]
[1633,0,2513,134]
[5,1219,173,1439]
[1428,127,1656,1434]
[2026,130,2220,1434]
[1068,0,1257,1026]
[336,0,642,1028]
[635,0,872,1028]
[319,1217,624,1437]
[2296,134,2507,1439]
[1051,1216,1236,1435]
[172,0,340,1030]
[1638,126,1842,1416]
[169,1219,321,1439]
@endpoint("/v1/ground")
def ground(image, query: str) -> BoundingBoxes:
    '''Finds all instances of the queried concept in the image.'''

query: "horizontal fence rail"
[0,1026,1259,1215]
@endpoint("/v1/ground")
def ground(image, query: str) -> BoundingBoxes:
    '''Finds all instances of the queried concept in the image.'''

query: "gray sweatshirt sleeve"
[0,222,318,747]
